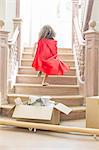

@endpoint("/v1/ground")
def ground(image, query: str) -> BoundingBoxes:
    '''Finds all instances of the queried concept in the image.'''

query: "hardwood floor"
[0,119,99,150]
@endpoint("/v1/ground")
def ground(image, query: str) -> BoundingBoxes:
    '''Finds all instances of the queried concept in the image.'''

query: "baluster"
[0,20,9,104]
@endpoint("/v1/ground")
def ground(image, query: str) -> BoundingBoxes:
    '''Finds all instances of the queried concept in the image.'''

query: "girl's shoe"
[42,82,49,86]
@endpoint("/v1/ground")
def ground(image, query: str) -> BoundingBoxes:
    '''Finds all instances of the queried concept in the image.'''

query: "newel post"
[0,21,9,104]
[84,20,99,96]
[13,18,22,66]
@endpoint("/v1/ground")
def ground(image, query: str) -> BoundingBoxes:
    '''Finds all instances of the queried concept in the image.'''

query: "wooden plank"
[0,119,99,136]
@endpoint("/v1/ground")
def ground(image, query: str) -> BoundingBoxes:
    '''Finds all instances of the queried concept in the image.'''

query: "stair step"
[22,52,74,60]
[14,83,79,96]
[0,104,86,121]
[0,104,15,117]
[21,59,75,67]
[7,94,84,106]
[16,74,77,85]
[58,53,74,60]
[18,66,76,76]
[58,48,72,53]
[61,106,86,121]
[0,104,15,109]
[24,47,72,53]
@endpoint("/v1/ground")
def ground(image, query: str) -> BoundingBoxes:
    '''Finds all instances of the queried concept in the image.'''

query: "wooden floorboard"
[0,119,99,150]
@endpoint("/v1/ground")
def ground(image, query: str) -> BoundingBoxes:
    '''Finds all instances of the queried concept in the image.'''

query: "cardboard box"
[86,96,99,128]
[12,103,72,125]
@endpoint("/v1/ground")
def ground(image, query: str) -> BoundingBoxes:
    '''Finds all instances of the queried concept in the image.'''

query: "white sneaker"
[42,82,49,86]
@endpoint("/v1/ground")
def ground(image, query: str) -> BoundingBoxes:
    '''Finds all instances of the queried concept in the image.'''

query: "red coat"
[32,39,70,75]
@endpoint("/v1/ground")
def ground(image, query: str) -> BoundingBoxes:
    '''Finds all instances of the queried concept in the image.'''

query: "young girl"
[32,25,70,86]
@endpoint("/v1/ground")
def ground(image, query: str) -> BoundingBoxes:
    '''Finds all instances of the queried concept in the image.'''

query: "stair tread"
[0,104,15,109]
[24,47,72,50]
[14,83,79,87]
[58,48,72,50]
[0,104,86,111]
[70,106,86,111]
[8,93,84,99]
[21,58,75,62]
[23,52,73,55]
[16,74,77,78]
[18,66,76,69]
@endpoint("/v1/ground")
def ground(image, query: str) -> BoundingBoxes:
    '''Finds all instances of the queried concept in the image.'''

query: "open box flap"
[54,103,72,115]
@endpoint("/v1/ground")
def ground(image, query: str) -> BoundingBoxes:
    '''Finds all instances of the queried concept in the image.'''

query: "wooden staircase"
[1,47,86,121]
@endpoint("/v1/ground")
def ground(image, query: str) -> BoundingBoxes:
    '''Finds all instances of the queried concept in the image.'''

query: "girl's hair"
[38,25,56,40]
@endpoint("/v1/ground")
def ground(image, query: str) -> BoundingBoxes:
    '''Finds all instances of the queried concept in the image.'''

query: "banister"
[8,26,19,45]
[74,16,85,46]
[73,45,85,85]
[72,0,95,95]
[7,21,21,91]
[73,15,85,85]
[83,0,94,31]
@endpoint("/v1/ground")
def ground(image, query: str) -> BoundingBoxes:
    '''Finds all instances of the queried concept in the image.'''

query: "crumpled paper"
[14,96,55,107]
[14,97,23,105]
[28,96,55,107]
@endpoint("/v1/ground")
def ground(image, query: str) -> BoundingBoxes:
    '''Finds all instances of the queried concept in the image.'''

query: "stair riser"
[24,48,72,53]
[59,54,73,60]
[22,54,33,59]
[61,110,86,121]
[18,68,76,76]
[58,48,72,53]
[8,96,84,106]
[21,60,75,67]
[55,98,84,106]
[16,76,77,85]
[0,108,13,118]
[14,86,79,95]
[22,54,74,60]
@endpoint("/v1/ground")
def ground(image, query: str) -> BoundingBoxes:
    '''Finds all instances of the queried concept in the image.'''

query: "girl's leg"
[37,71,42,77]
[42,74,49,86]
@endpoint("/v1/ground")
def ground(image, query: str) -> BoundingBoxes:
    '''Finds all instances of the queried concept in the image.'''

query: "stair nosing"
[14,83,79,88]
[16,74,77,78]
[22,52,73,55]
[0,104,86,112]
[21,58,75,62]
[8,93,84,99]
[18,66,76,69]
[71,106,86,111]
[24,47,72,50]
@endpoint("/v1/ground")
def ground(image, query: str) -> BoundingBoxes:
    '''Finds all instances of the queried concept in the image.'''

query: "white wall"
[5,0,16,33]
[0,0,6,19]
[0,0,16,33]
[20,0,72,48]
[0,0,72,47]
[91,0,99,31]
[20,0,32,46]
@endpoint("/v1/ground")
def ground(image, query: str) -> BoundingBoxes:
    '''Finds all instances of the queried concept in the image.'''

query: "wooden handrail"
[74,16,85,46]
[8,26,19,45]
[83,0,94,31]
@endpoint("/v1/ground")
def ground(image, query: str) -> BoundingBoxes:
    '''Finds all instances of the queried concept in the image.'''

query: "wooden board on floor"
[0,119,99,136]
